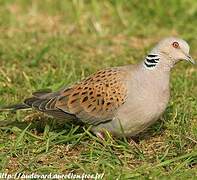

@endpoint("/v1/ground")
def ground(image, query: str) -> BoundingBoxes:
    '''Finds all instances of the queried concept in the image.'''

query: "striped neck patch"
[143,54,160,69]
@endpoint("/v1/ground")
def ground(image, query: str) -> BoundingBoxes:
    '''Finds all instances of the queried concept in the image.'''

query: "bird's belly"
[94,93,169,137]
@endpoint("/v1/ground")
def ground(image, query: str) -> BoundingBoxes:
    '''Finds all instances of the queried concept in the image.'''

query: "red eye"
[172,41,179,48]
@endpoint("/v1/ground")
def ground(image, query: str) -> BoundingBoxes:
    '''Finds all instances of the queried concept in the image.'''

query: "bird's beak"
[185,54,195,64]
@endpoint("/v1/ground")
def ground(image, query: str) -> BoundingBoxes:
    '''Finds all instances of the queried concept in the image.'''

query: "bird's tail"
[0,103,30,111]
[0,89,52,112]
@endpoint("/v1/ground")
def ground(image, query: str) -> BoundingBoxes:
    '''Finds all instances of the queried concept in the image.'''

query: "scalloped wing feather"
[56,67,129,125]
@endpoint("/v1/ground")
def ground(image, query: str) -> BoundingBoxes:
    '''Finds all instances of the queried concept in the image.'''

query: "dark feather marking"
[45,98,56,110]
[88,104,92,108]
[32,99,43,109]
[58,95,67,101]
[82,96,88,103]
[107,102,111,106]
[38,99,49,111]
[146,58,159,64]
[147,54,157,57]
[48,97,57,109]
[144,62,156,67]
[24,97,39,107]
[72,92,79,96]
[70,99,78,104]
[92,107,96,112]
[101,99,105,105]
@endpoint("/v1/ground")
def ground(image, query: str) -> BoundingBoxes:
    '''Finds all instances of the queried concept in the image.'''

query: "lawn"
[0,0,197,179]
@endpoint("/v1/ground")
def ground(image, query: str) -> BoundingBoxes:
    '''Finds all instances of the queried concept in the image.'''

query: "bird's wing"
[55,67,129,125]
[24,67,129,125]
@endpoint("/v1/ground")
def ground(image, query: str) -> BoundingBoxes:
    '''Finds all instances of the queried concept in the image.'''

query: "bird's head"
[151,37,195,66]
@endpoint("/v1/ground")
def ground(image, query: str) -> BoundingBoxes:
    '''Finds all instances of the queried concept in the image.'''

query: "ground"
[0,0,197,179]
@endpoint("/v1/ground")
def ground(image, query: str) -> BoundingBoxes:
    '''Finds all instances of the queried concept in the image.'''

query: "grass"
[0,0,196,179]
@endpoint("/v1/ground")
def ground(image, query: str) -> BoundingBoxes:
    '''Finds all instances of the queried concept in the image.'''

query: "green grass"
[0,0,196,179]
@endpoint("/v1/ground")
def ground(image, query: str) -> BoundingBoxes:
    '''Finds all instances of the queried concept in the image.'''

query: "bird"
[2,37,195,139]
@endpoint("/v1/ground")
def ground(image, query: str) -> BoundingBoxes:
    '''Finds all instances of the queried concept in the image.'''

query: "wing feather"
[56,67,129,125]
[23,67,129,125]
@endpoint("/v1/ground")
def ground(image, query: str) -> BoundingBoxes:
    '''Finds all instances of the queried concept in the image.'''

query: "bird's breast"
[112,70,170,136]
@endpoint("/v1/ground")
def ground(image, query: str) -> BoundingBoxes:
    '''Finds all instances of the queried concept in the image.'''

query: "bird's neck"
[143,53,160,69]
[137,54,171,94]
[142,53,173,72]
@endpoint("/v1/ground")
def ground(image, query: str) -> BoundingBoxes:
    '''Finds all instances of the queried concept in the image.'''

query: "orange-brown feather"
[56,68,128,124]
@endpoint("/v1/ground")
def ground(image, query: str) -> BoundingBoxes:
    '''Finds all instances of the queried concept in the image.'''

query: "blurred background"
[0,0,196,86]
[0,0,196,93]
[0,0,196,178]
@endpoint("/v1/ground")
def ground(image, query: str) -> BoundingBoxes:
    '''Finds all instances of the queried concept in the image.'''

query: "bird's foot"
[95,131,105,141]
[95,129,114,142]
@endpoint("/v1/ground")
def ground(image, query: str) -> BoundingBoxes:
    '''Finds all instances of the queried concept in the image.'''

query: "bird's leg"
[95,131,105,141]
[95,129,114,141]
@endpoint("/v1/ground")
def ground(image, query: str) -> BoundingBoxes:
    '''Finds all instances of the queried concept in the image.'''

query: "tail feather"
[24,97,39,107]
[0,89,52,112]
[0,103,30,111]
[32,89,52,97]
[0,89,77,121]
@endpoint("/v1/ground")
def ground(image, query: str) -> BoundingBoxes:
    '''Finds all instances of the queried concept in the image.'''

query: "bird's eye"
[172,42,179,48]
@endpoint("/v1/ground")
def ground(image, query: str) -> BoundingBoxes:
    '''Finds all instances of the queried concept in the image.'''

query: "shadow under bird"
[2,37,195,139]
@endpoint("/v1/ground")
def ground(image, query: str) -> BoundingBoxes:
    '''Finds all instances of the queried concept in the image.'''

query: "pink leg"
[95,131,105,141]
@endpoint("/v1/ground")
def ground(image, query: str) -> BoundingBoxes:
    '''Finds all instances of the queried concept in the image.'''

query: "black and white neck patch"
[143,54,160,69]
